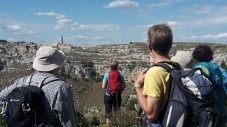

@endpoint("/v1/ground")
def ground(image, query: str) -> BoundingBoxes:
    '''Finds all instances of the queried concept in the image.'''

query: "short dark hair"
[192,44,213,62]
[147,24,173,56]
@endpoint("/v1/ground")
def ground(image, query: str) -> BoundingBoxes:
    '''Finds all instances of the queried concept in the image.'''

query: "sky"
[0,0,227,47]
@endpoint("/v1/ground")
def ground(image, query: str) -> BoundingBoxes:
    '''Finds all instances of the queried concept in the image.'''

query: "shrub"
[76,111,89,127]
[108,110,137,127]
[0,115,6,126]
[125,98,138,111]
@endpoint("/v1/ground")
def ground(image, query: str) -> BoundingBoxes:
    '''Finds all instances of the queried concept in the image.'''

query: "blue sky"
[0,0,227,47]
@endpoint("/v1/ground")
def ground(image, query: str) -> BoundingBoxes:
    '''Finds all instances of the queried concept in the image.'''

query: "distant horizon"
[1,38,226,48]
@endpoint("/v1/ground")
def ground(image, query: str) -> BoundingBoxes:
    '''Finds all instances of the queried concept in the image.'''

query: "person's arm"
[0,79,22,106]
[135,87,160,121]
[134,69,161,122]
[102,81,107,89]
[55,83,76,127]
[102,73,108,89]
[120,73,126,89]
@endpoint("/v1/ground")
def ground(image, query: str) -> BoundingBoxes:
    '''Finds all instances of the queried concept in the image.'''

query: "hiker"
[219,67,227,95]
[102,60,126,114]
[192,44,226,127]
[0,46,76,127]
[134,24,176,127]
[171,50,193,70]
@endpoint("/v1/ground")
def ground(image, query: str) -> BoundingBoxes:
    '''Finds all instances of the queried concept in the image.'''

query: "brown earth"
[66,79,133,113]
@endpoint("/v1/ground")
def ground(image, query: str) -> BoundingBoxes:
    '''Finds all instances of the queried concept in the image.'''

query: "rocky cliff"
[0,41,226,85]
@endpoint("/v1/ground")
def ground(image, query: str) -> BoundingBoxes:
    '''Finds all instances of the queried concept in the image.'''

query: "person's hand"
[135,69,148,87]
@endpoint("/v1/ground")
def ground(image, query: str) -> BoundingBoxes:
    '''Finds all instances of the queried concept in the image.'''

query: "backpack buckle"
[0,102,8,114]
[22,103,31,112]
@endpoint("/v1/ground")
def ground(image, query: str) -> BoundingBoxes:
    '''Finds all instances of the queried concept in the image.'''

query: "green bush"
[108,110,137,127]
[125,98,138,111]
[0,115,6,126]
[76,111,90,127]
[220,60,227,70]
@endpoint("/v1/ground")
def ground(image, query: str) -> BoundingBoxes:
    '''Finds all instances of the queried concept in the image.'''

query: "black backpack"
[157,62,216,127]
[4,75,59,127]
[156,62,217,127]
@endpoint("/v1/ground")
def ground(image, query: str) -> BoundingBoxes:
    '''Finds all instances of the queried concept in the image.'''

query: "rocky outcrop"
[0,41,226,84]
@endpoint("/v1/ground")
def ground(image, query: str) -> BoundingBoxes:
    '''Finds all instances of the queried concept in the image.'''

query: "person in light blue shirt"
[192,44,226,127]
[102,60,125,114]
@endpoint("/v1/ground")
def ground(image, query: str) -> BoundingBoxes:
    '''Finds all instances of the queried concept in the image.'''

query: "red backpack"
[107,70,123,95]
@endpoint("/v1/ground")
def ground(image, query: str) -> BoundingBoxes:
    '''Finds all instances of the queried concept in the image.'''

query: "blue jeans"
[139,114,162,127]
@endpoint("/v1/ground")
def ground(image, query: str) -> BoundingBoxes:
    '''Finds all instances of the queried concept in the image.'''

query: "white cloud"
[35,11,80,31]
[179,5,227,27]
[35,12,65,19]
[63,35,88,42]
[167,21,182,26]
[72,24,120,31]
[104,0,139,8]
[194,6,213,14]
[94,36,104,40]
[147,2,171,8]
[35,11,119,32]
[0,23,36,35]
[55,18,78,29]
[181,15,227,29]
[63,35,110,47]
[202,33,227,39]
[180,33,227,43]
[65,35,107,43]
[145,24,154,28]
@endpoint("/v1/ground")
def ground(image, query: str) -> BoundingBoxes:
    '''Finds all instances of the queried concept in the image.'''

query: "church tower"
[61,35,63,44]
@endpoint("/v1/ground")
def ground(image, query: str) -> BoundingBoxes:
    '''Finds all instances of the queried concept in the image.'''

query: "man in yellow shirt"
[134,24,174,127]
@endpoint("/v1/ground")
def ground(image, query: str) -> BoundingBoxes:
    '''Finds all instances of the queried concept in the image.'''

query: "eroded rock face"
[0,41,226,84]
[0,41,226,115]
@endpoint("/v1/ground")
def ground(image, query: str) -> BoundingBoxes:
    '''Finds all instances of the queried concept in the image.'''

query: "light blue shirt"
[102,72,125,96]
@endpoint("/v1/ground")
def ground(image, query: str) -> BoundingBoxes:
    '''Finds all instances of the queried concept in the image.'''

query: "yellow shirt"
[142,65,171,112]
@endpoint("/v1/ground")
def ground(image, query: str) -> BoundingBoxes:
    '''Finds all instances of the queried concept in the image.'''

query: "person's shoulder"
[193,62,206,69]
[209,62,220,68]
[219,67,227,73]
[104,72,109,77]
[14,76,30,84]
[55,80,72,92]
[54,79,68,86]
[43,76,68,87]
[194,62,208,66]
[148,65,166,74]
[118,71,124,75]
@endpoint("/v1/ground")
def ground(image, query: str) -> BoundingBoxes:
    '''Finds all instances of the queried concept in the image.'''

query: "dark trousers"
[104,93,122,114]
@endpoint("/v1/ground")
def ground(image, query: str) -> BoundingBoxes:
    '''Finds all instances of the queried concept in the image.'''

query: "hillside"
[0,41,226,126]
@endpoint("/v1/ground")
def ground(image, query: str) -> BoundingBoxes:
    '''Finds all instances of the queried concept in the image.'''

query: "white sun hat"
[171,51,193,69]
[33,46,65,71]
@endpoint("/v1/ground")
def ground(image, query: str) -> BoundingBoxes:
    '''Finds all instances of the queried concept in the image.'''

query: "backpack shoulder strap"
[24,74,34,85]
[25,74,60,88]
[154,61,181,73]
[40,77,60,88]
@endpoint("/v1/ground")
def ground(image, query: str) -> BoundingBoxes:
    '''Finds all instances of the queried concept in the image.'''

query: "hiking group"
[0,23,226,127]
[134,24,227,127]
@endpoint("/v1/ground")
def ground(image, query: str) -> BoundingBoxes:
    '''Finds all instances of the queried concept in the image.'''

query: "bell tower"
[61,35,63,44]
